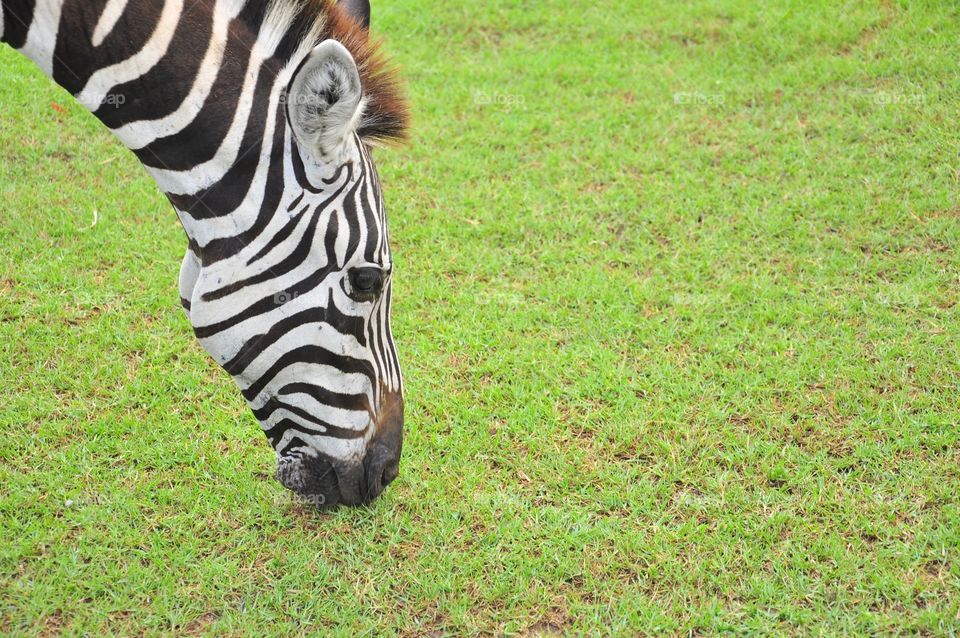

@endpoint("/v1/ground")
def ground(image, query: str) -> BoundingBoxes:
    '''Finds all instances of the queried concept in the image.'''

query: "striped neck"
[2,0,325,253]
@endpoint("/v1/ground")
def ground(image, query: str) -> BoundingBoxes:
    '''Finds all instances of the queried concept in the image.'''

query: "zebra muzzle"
[274,393,404,508]
[275,453,342,508]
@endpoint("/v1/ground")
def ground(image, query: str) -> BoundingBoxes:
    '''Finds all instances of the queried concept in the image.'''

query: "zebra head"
[2,0,408,507]
[182,33,405,508]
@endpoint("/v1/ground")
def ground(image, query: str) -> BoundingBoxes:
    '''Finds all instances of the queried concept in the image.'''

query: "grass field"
[2,0,959,635]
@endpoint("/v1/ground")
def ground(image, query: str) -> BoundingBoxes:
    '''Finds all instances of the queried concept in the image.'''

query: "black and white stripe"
[2,0,407,506]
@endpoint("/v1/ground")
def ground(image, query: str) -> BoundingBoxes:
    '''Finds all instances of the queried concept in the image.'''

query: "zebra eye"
[348,267,385,299]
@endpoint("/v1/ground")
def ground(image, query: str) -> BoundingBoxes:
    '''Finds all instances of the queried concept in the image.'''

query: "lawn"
[1,0,959,635]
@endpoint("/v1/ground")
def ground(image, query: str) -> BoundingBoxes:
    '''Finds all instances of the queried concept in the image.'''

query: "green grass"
[2,0,959,634]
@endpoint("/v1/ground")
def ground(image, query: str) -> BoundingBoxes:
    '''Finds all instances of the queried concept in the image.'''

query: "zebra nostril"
[362,446,399,503]
[382,459,399,486]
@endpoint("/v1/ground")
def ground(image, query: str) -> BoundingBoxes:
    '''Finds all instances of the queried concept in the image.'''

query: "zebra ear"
[339,0,371,28]
[287,40,364,161]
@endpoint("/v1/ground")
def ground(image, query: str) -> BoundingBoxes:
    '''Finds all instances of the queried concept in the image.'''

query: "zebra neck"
[2,0,305,253]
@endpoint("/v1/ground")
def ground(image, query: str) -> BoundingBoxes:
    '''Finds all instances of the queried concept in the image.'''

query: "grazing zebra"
[1,0,410,507]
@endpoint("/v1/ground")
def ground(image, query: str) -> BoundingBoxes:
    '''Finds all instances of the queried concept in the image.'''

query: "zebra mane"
[253,0,409,146]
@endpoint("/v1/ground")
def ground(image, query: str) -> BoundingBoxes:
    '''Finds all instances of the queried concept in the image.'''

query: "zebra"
[1,0,410,507]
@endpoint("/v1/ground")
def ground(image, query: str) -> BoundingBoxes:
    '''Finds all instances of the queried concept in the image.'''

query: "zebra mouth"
[274,445,400,508]
[273,393,404,508]
[275,454,343,508]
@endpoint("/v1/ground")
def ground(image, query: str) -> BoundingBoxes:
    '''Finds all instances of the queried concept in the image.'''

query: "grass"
[1,0,959,634]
